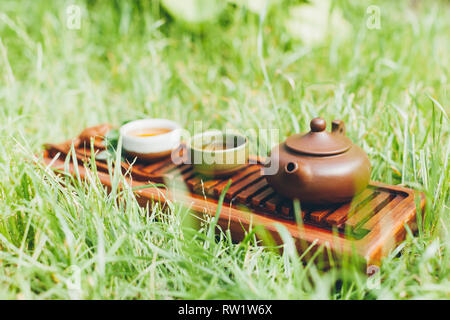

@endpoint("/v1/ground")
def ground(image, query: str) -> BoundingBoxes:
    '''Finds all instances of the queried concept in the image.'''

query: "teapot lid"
[285,118,352,155]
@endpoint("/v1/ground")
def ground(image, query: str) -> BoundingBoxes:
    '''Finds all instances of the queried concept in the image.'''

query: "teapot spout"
[284,161,312,186]
[284,161,299,174]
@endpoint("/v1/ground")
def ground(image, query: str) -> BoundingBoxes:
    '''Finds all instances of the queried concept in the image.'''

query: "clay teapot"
[265,118,371,205]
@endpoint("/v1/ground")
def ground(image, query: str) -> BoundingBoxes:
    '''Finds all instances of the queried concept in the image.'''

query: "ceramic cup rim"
[120,119,181,142]
[120,119,181,155]
[187,130,248,154]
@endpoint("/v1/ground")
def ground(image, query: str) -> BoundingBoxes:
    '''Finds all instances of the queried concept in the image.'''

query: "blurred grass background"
[0,0,448,299]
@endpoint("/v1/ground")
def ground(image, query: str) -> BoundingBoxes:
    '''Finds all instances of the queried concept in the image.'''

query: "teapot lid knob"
[310,118,326,132]
[285,116,352,155]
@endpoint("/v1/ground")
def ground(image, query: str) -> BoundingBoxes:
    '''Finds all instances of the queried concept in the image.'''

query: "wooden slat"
[186,174,221,193]
[185,174,222,194]
[129,163,146,172]
[194,179,222,194]
[225,172,263,201]
[281,202,292,217]
[164,165,194,183]
[235,179,269,204]
[324,188,376,226]
[152,162,179,175]
[251,187,276,207]
[177,164,194,173]
[264,194,285,212]
[358,195,404,231]
[165,164,191,177]
[74,145,160,182]
[343,192,392,230]
[75,148,94,160]
[139,159,172,174]
[310,208,335,224]
[212,166,261,197]
[280,201,307,220]
[180,168,196,181]
[186,176,203,191]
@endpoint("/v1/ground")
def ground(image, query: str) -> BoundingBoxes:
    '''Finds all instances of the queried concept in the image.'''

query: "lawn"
[0,0,448,299]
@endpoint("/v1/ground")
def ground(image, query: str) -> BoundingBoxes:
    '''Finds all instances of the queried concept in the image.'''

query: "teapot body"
[264,118,371,205]
[265,142,371,205]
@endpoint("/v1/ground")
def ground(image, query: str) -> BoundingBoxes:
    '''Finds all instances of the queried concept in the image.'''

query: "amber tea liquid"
[129,128,172,137]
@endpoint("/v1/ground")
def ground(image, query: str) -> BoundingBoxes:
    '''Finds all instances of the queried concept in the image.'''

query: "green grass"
[0,0,449,299]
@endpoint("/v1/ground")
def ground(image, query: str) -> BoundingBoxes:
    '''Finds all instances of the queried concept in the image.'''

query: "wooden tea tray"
[42,124,425,266]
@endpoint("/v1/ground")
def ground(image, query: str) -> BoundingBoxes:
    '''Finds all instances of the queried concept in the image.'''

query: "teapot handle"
[332,120,346,135]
